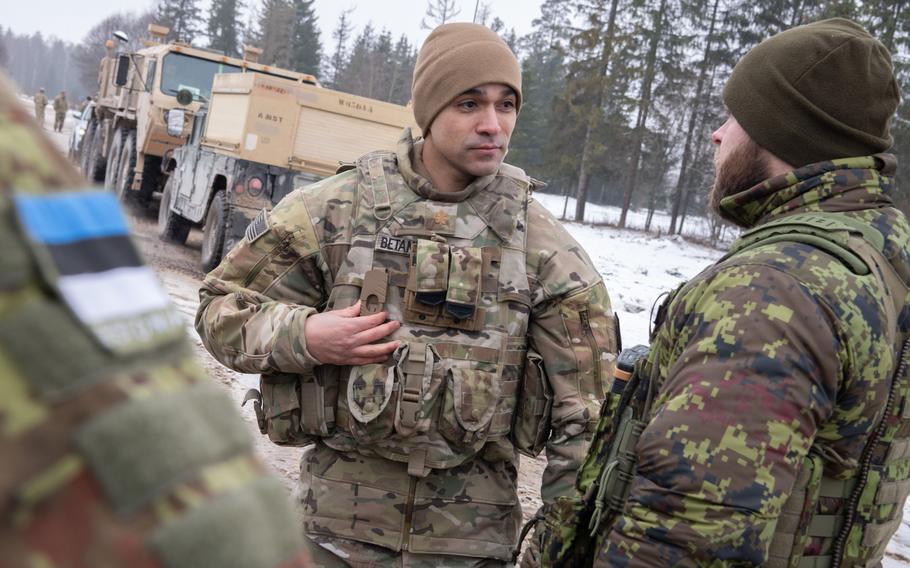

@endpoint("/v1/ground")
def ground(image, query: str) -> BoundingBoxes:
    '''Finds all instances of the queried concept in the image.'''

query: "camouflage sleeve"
[597,263,844,566]
[195,189,329,375]
[526,200,617,505]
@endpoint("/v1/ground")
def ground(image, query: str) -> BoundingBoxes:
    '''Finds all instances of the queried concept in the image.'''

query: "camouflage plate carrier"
[250,147,550,462]
[534,211,910,568]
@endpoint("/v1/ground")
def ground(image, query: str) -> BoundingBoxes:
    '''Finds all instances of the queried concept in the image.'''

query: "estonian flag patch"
[14,190,184,355]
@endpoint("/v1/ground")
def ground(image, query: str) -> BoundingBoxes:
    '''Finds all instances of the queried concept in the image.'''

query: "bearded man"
[585,18,909,567]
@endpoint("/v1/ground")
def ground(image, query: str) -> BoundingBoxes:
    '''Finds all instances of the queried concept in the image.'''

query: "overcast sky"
[4,0,540,51]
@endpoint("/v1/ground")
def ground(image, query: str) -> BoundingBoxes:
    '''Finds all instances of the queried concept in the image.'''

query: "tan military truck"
[157,72,418,270]
[78,23,317,209]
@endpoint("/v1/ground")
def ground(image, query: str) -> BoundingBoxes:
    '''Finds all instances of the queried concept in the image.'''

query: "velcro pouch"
[414,239,449,306]
[511,350,553,457]
[445,246,482,319]
[259,373,316,446]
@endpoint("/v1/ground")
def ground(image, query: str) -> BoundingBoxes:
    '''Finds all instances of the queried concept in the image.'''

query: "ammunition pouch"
[531,345,655,567]
[251,370,338,446]
[512,350,553,457]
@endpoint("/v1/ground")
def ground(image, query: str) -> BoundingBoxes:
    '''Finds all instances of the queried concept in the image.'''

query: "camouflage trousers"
[298,442,522,565]
[54,111,65,132]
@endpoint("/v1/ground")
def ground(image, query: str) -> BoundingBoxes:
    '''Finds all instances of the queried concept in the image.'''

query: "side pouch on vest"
[257,373,317,446]
[439,364,500,447]
[765,452,824,568]
[512,350,553,457]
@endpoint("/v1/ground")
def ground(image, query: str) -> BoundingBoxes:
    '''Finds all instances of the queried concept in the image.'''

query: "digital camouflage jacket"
[196,131,617,560]
[597,155,910,567]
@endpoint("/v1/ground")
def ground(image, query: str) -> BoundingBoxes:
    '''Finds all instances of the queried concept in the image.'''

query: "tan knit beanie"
[412,23,522,132]
[723,18,900,167]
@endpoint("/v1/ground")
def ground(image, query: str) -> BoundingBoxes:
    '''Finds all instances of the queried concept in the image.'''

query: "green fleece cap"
[723,18,900,167]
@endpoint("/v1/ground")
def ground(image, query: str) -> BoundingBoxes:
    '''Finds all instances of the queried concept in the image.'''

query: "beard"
[709,138,771,226]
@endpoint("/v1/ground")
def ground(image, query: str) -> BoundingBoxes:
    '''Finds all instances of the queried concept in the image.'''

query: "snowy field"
[23,91,910,565]
[533,189,739,245]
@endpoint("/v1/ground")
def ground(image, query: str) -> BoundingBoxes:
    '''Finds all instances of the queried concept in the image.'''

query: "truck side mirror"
[176,89,194,106]
[115,55,130,87]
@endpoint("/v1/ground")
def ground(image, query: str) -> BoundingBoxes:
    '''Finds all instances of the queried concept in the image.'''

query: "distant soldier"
[32,87,47,127]
[534,18,910,568]
[52,90,67,132]
[0,70,309,568]
[196,22,617,567]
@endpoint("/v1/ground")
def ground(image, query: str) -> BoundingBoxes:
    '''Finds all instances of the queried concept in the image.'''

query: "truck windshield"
[160,53,243,100]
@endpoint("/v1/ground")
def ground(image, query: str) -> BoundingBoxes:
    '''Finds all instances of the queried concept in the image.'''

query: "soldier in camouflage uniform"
[0,71,308,568]
[52,90,67,132]
[570,18,908,567]
[33,87,47,128]
[196,23,617,567]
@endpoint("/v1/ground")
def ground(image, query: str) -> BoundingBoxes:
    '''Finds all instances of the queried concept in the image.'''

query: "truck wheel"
[85,122,107,183]
[200,191,227,271]
[158,175,191,244]
[115,131,139,209]
[104,128,124,192]
[138,155,162,204]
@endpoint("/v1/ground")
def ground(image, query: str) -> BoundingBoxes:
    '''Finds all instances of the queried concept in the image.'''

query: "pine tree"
[508,0,571,180]
[387,34,417,104]
[474,2,493,25]
[667,0,721,234]
[421,0,461,30]
[155,0,202,43]
[258,0,293,68]
[289,0,322,76]
[207,0,243,57]
[327,7,354,87]
[570,0,625,222]
[240,2,262,50]
[618,0,667,227]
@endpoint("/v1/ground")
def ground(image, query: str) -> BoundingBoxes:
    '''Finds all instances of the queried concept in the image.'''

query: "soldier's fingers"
[349,340,400,361]
[334,301,363,318]
[352,320,400,345]
[346,310,392,332]
[347,354,395,366]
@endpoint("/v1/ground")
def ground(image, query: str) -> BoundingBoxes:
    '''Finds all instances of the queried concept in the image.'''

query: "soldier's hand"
[304,301,400,366]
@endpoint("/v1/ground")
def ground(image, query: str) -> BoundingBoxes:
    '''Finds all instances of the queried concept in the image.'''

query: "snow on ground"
[533,189,739,245]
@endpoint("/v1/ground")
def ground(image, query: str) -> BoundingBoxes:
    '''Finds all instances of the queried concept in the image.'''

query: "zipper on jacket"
[580,309,605,399]
[401,475,418,551]
[242,234,294,288]
[830,337,910,567]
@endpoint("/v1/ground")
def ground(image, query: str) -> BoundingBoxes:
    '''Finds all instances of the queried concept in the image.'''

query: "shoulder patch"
[245,209,270,243]
[12,190,184,355]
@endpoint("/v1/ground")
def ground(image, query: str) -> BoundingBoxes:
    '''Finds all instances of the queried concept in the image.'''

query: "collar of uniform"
[396,128,497,203]
[717,154,896,229]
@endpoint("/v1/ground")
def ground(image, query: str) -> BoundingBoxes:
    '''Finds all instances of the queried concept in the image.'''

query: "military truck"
[157,72,418,270]
[78,23,317,209]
